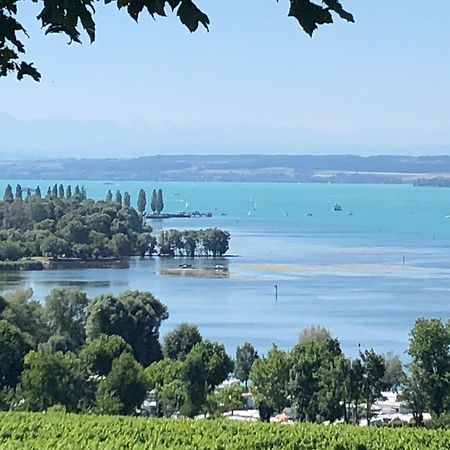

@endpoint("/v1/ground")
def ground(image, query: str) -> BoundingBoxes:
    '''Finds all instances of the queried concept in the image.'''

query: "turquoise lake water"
[1,180,450,357]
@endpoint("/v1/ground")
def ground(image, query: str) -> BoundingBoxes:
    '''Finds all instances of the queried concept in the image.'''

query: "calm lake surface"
[1,180,450,357]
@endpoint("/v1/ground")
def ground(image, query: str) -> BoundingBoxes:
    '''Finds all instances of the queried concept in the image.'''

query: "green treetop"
[235,342,258,388]
[115,190,122,206]
[163,323,203,361]
[80,334,133,377]
[44,288,89,352]
[250,345,291,422]
[157,189,164,214]
[407,318,450,417]
[137,189,147,214]
[96,352,148,416]
[3,185,13,203]
[151,189,158,214]
[123,192,131,209]
[0,319,33,388]
[15,184,22,201]
[86,290,169,366]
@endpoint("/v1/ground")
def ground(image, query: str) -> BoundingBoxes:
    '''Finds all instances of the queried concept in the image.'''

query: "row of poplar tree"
[3,184,87,202]
[3,184,165,215]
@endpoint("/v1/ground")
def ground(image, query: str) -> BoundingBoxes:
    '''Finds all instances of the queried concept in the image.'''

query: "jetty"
[145,211,213,219]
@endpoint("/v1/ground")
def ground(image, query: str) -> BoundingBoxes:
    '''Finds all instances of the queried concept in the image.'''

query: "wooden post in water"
[274,284,278,301]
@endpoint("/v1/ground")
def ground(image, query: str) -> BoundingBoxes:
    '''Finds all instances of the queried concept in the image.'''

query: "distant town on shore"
[3,155,450,186]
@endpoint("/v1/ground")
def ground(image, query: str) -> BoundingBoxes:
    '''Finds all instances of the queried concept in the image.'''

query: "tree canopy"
[1,1,354,81]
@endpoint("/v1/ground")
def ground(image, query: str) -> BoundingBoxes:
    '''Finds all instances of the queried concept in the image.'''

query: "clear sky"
[1,0,450,158]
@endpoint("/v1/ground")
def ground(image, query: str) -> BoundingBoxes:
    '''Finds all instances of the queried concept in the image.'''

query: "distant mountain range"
[2,155,450,185]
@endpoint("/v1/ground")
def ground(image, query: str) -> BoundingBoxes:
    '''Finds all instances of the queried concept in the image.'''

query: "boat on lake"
[333,204,343,212]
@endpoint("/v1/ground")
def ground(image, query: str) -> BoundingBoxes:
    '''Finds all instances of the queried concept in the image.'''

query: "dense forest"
[1,288,449,426]
[0,184,230,266]
[0,183,155,262]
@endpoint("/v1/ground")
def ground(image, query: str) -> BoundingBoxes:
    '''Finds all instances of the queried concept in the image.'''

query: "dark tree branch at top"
[0,0,354,82]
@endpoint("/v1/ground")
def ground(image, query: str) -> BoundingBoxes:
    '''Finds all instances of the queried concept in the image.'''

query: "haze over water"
[1,180,450,358]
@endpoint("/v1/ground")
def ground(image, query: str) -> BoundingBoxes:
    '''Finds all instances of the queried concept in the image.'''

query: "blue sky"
[1,0,450,158]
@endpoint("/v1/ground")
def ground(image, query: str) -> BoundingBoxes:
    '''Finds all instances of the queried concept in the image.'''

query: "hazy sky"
[1,0,450,158]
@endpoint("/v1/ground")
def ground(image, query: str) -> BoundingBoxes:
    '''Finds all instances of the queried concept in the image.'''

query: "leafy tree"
[38,334,72,354]
[111,233,132,257]
[80,334,133,376]
[2,1,354,82]
[250,345,291,421]
[349,357,364,423]
[151,189,158,214]
[35,186,42,198]
[3,185,13,203]
[20,351,89,412]
[44,289,89,352]
[408,318,450,417]
[106,190,113,202]
[181,349,207,417]
[206,384,245,417]
[51,184,58,197]
[123,192,131,208]
[115,190,122,206]
[137,189,146,214]
[0,320,32,388]
[157,189,164,214]
[58,184,65,199]
[235,342,258,388]
[1,289,49,345]
[163,323,203,361]
[0,241,24,260]
[74,185,81,198]
[66,185,72,199]
[289,337,343,422]
[96,352,148,415]
[14,184,22,201]
[86,291,168,366]
[382,352,406,393]
[136,233,157,258]
[187,341,233,391]
[158,380,187,418]
[145,358,183,391]
[402,371,427,426]
[360,349,385,425]
[26,188,32,198]
[299,325,332,344]
[40,236,70,258]
[46,187,51,198]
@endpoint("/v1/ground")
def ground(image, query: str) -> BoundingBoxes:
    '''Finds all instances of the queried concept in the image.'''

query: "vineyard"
[0,413,449,450]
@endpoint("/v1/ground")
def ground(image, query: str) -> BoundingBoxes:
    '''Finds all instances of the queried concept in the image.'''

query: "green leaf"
[322,0,354,23]
[17,62,41,81]
[177,0,209,32]
[288,0,333,37]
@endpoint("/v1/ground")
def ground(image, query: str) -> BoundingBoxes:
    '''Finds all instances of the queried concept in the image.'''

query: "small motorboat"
[333,204,343,212]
